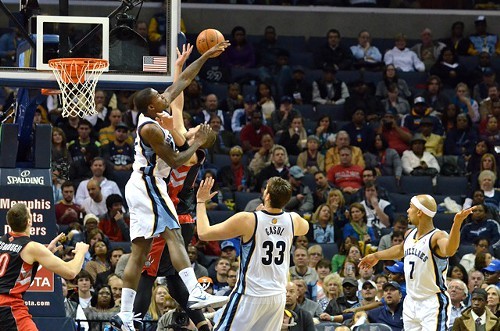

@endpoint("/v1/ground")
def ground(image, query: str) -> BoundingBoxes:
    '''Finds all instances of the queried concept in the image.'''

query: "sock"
[120,288,137,313]
[178,267,198,292]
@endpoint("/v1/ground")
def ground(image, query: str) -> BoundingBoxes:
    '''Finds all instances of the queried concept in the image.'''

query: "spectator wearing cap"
[342,108,375,152]
[350,30,382,71]
[381,83,411,116]
[254,144,289,192]
[430,47,468,89]
[239,107,274,153]
[468,16,500,56]
[359,279,378,308]
[385,262,407,298]
[313,28,354,71]
[269,95,301,134]
[217,145,250,192]
[278,114,308,156]
[297,135,325,175]
[98,109,133,146]
[284,66,312,105]
[344,80,384,123]
[336,277,361,311]
[102,122,134,173]
[384,33,425,72]
[402,96,444,135]
[418,116,444,157]
[378,109,412,156]
[411,28,446,71]
[452,288,500,330]
[98,194,130,242]
[366,281,404,331]
[220,239,239,264]
[452,83,480,123]
[231,95,258,133]
[284,166,314,214]
[483,260,500,288]
[401,133,440,177]
[312,64,349,106]
[325,130,365,171]
[327,146,364,196]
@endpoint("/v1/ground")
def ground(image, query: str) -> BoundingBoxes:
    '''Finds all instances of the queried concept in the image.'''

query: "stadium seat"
[398,71,428,89]
[354,323,393,331]
[315,322,343,331]
[307,36,324,52]
[304,69,323,85]
[372,38,395,54]
[294,104,316,120]
[433,213,455,231]
[336,70,363,84]
[277,36,308,52]
[399,176,433,194]
[389,193,412,213]
[234,191,261,212]
[207,210,235,225]
[302,173,316,191]
[242,83,257,98]
[456,244,474,260]
[202,81,228,101]
[435,176,468,196]
[458,55,479,72]
[289,52,315,69]
[288,154,298,166]
[316,104,345,121]
[212,154,231,168]
[376,176,400,194]
[109,241,131,253]
[318,243,338,260]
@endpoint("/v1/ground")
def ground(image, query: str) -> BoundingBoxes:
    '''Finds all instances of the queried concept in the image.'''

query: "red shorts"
[0,294,37,331]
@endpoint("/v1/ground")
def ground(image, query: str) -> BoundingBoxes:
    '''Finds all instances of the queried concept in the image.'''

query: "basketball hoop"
[48,58,108,118]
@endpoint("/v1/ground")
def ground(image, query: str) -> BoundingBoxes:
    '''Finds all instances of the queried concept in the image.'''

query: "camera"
[167,312,190,331]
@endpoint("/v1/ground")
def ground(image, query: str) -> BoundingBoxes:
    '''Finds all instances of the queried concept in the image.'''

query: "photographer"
[157,306,197,331]
[378,109,412,156]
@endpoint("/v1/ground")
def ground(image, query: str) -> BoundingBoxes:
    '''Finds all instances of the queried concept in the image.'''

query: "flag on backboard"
[143,56,168,72]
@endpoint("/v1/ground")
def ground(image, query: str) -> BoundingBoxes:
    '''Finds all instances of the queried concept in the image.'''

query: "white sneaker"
[110,312,141,331]
[187,284,229,309]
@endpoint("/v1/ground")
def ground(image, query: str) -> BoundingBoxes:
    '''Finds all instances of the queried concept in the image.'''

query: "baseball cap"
[475,15,487,24]
[83,213,99,226]
[410,133,427,145]
[280,95,293,104]
[289,166,305,179]
[483,260,500,273]
[414,96,426,105]
[198,276,213,285]
[115,122,129,131]
[382,281,401,291]
[385,261,404,274]
[293,65,305,73]
[307,135,320,144]
[244,95,257,104]
[221,240,236,251]
[342,277,358,287]
[362,280,377,289]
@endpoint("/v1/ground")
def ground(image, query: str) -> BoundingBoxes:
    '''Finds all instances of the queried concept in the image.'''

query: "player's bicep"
[291,213,309,236]
[26,243,72,278]
[142,124,176,165]
[435,232,450,256]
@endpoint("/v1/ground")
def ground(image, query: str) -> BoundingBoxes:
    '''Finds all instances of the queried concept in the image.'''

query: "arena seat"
[435,176,468,196]
[234,191,261,212]
[399,176,433,194]
[389,193,412,213]
[316,103,345,121]
[354,323,393,331]
[433,213,455,232]
[278,36,308,52]
[202,81,228,101]
[109,241,131,253]
[376,176,400,194]
[318,243,338,260]
[294,104,316,120]
[456,244,474,260]
[289,52,315,69]
[315,322,343,331]
[207,210,235,225]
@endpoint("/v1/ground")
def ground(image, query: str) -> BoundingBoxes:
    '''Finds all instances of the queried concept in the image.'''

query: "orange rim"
[48,58,109,84]
[41,88,61,95]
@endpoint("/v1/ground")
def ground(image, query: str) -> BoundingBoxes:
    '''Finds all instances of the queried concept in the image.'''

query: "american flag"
[143,56,168,72]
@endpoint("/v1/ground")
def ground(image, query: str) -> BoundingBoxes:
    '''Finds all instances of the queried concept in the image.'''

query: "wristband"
[197,201,205,204]
[177,141,190,152]
[330,316,334,322]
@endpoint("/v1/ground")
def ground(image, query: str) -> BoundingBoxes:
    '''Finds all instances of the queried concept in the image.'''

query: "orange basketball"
[196,29,225,58]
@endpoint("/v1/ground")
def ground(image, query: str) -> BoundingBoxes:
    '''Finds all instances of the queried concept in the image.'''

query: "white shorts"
[214,292,286,331]
[125,172,179,241]
[403,292,450,331]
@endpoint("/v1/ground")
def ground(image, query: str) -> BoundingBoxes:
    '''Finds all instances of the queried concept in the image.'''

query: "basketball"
[200,129,217,149]
[196,29,225,58]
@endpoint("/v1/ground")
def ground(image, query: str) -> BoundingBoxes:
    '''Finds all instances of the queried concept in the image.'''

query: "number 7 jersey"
[235,210,294,297]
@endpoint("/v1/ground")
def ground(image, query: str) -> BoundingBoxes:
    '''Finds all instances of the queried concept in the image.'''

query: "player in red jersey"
[0,203,88,331]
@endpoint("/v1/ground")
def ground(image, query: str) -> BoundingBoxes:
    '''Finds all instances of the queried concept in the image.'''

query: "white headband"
[411,196,436,217]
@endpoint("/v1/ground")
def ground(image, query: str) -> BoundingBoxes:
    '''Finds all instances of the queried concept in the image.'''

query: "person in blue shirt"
[385,261,407,298]
[367,281,404,331]
[483,260,500,288]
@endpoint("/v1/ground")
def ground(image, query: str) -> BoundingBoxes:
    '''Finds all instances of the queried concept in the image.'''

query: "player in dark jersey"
[0,203,88,331]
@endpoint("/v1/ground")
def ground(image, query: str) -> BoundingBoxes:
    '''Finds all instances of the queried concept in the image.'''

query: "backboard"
[0,0,180,90]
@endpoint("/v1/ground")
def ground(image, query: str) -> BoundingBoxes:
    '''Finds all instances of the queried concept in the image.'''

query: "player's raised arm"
[435,206,476,257]
[171,44,193,136]
[196,177,254,241]
[290,212,309,237]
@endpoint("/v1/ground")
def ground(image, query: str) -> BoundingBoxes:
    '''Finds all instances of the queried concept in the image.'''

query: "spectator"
[384,33,425,72]
[448,279,469,328]
[84,90,110,131]
[364,134,403,179]
[327,146,364,196]
[255,144,289,192]
[314,29,354,71]
[376,64,412,100]
[98,194,130,242]
[443,113,478,161]
[81,179,108,216]
[401,133,440,177]
[52,127,73,182]
[430,47,467,89]
[379,109,412,156]
[187,244,208,279]
[314,115,336,154]
[402,96,444,135]
[217,145,249,192]
[68,119,101,164]
[318,273,343,313]
[312,65,350,106]
[95,252,124,290]
[344,80,384,123]
[256,82,276,121]
[58,115,80,144]
[183,80,203,118]
[147,1,167,55]
[75,157,121,205]
[201,94,227,129]
[278,115,307,156]
[350,30,382,71]
[411,28,446,71]
[297,135,324,175]
[441,21,469,55]
[335,277,361,311]
[479,86,500,123]
[284,66,312,105]
[220,26,255,69]
[367,281,404,331]
[85,240,111,282]
[342,109,375,152]
[467,16,500,56]
[289,246,319,286]
[285,282,316,331]
[248,133,274,176]
[315,258,332,301]
[144,285,170,322]
[231,95,258,133]
[468,270,485,295]
[343,202,376,243]
[134,20,148,40]
[219,82,244,115]
[284,166,314,214]
[421,75,450,116]
[331,236,359,273]
[466,139,494,176]
[470,53,499,89]
[269,96,301,134]
[482,260,500,287]
[381,84,411,116]
[452,83,480,123]
[98,109,133,146]
[83,285,118,331]
[207,114,237,158]
[102,123,134,173]
[452,288,499,330]
[360,181,394,239]
[481,115,500,147]
[475,253,493,278]
[460,203,500,248]
[448,264,469,285]
[292,279,323,318]
[0,20,22,66]
[377,216,409,251]
[485,285,500,317]
[312,171,334,209]
[325,131,365,171]
[307,204,336,244]
[385,262,407,297]
[418,117,444,157]
[240,108,274,153]
[55,181,82,225]
[466,170,500,212]
[210,257,230,293]
[460,238,491,274]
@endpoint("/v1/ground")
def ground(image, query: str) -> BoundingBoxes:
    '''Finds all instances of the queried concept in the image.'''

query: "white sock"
[179,267,199,292]
[120,288,137,313]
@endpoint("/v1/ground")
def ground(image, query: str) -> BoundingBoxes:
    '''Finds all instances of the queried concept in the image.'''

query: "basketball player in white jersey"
[111,42,230,331]
[196,177,310,331]
[359,194,475,331]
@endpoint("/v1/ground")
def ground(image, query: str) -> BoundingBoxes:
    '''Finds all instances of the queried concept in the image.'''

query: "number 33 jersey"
[403,227,448,300]
[235,210,294,297]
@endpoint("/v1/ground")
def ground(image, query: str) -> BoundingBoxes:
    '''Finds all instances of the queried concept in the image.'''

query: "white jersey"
[403,227,448,300]
[132,113,176,178]
[235,210,294,297]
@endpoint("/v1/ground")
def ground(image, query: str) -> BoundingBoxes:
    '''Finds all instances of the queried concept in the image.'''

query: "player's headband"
[411,196,436,217]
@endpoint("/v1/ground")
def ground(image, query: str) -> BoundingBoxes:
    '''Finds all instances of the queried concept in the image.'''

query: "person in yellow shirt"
[98,109,134,146]
[325,130,365,172]
[419,117,444,157]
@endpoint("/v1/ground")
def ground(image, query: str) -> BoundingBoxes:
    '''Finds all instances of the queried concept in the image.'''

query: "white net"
[48,58,109,118]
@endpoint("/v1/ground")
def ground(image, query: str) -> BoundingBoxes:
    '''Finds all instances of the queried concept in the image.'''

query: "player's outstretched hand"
[47,233,65,254]
[176,43,193,68]
[197,178,218,203]
[73,242,90,255]
[454,206,476,225]
[204,40,230,58]
[358,253,379,270]
[156,112,174,131]
[194,124,212,145]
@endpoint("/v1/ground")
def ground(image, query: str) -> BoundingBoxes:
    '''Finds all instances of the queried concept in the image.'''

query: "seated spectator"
[83,285,119,331]
[201,94,228,129]
[102,122,134,173]
[481,115,500,147]
[289,246,319,287]
[350,30,382,71]
[376,64,411,100]
[479,86,500,123]
[466,139,494,176]
[452,288,499,330]
[360,181,394,239]
[401,133,440,177]
[318,273,343,312]
[187,244,209,279]
[335,277,360,311]
[410,28,446,71]
[285,282,316,331]
[312,65,349,106]
[344,80,384,123]
[183,80,203,118]
[327,189,349,232]
[69,145,100,187]
[278,115,307,156]
[75,157,121,205]
[239,108,274,153]
[85,240,111,282]
[429,47,467,89]
[254,144,289,192]
[219,82,244,115]
[448,279,469,328]
[325,131,365,171]
[256,82,276,121]
[378,109,412,156]
[55,181,82,225]
[57,115,80,144]
[460,203,500,248]
[207,114,237,158]
[315,258,332,300]
[284,166,314,214]
[418,117,444,157]
[313,28,354,71]
[441,21,469,55]
[452,83,480,124]
[231,95,258,134]
[470,52,499,88]
[377,216,409,251]
[217,146,249,192]
[381,84,411,116]
[297,135,324,175]
[98,194,130,242]
[467,16,500,56]
[248,133,274,176]
[144,285,170,322]
[343,202,376,243]
[68,119,101,164]
[474,70,498,105]
[330,236,358,273]
[269,95,301,134]
[220,26,255,69]
[327,146,364,196]
[460,238,491,274]
[402,96,445,135]
[444,113,478,161]
[364,134,403,179]
[465,170,500,212]
[367,281,404,331]
[385,262,406,297]
[98,109,133,146]
[81,179,108,216]
[421,75,450,116]
[52,127,72,182]
[307,204,336,244]
[485,285,500,317]
[384,33,425,72]
[284,66,312,105]
[94,252,124,290]
[470,153,499,194]
[314,115,336,155]
[292,278,323,318]
[312,171,334,209]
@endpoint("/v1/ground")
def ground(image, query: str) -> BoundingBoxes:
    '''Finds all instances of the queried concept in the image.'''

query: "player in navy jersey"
[0,203,88,331]
[359,194,475,331]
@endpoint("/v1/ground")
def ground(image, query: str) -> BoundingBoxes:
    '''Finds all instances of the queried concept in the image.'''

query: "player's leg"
[420,293,450,331]
[402,295,422,331]
[0,297,38,331]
